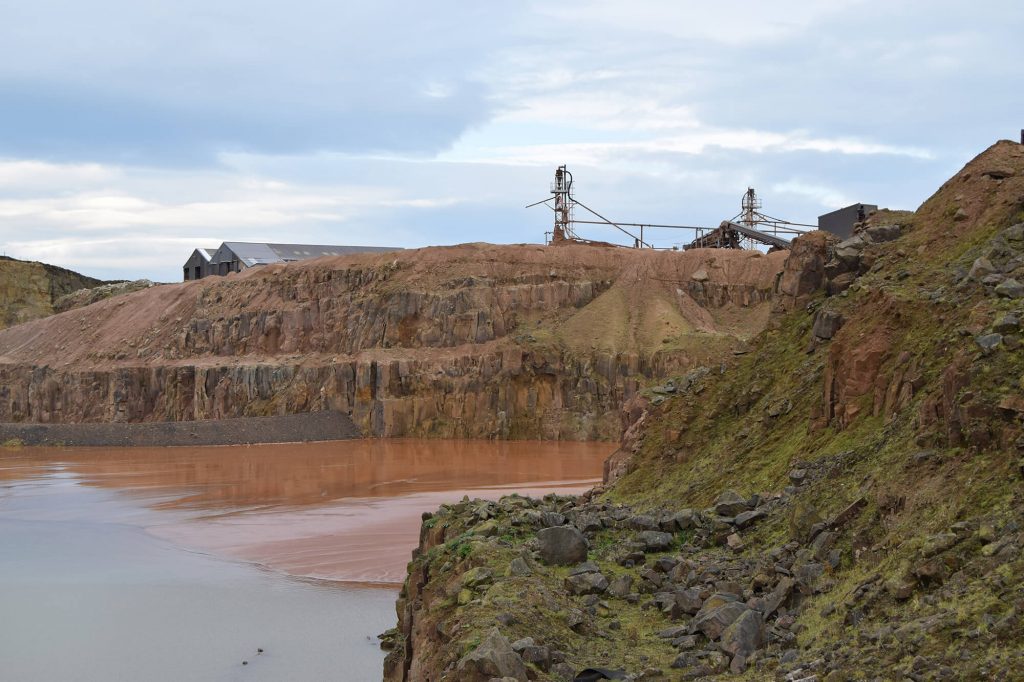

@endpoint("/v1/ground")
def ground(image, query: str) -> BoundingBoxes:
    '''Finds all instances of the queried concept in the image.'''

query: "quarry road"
[0,438,609,681]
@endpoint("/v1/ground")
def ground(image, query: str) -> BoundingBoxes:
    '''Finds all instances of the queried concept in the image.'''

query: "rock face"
[388,141,1024,682]
[0,256,104,329]
[0,243,788,439]
[775,231,837,311]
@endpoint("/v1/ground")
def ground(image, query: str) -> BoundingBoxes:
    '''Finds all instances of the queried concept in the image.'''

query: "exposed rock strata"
[387,140,1024,680]
[0,256,104,329]
[0,244,787,439]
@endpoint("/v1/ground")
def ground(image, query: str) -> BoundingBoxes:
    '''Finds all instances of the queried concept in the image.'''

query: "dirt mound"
[53,279,156,313]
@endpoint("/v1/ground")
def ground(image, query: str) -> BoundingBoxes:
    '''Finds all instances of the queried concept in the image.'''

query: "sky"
[0,0,1021,281]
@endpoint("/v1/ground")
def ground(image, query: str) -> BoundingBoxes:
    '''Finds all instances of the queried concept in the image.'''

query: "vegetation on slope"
[0,255,106,328]
[386,141,1024,681]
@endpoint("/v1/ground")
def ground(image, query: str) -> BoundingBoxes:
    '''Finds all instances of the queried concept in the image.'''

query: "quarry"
[1,139,1023,681]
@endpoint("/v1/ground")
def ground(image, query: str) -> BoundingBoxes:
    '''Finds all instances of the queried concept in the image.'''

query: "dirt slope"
[384,141,1024,680]
[0,242,788,439]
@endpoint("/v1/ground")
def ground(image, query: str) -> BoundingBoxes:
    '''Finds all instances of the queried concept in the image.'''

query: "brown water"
[0,439,610,681]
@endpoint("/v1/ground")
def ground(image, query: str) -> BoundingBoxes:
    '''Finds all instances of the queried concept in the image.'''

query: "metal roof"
[266,243,400,260]
[220,242,282,266]
[216,242,401,266]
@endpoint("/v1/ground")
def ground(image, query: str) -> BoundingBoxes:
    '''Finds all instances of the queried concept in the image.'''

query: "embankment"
[384,141,1024,680]
[0,243,788,440]
[0,410,360,446]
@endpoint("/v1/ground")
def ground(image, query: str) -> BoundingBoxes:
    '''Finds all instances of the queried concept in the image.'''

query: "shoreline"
[0,410,361,447]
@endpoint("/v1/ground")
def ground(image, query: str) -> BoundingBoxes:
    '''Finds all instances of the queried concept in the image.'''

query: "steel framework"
[528,166,815,251]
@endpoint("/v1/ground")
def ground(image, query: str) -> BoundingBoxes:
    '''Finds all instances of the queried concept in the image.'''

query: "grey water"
[0,470,394,682]
[0,440,609,681]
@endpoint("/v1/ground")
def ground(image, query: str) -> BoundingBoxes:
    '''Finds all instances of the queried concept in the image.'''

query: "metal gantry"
[527,166,815,251]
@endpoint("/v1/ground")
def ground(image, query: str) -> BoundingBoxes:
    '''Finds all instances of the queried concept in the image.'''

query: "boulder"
[670,509,702,530]
[760,577,794,617]
[719,609,766,659]
[691,268,710,282]
[921,532,960,557]
[455,628,529,681]
[565,571,609,595]
[537,526,589,565]
[692,602,748,640]
[674,587,704,615]
[827,271,857,295]
[639,530,674,552]
[864,224,901,243]
[975,333,1003,351]
[518,644,551,671]
[571,512,604,533]
[508,556,532,577]
[629,515,661,531]
[833,235,867,268]
[653,591,683,619]
[569,561,601,575]
[995,278,1024,298]
[968,257,996,280]
[462,566,494,589]
[789,501,823,542]
[812,310,844,340]
[734,509,766,529]
[994,314,1020,334]
[714,490,750,516]
[540,511,567,527]
[607,574,634,598]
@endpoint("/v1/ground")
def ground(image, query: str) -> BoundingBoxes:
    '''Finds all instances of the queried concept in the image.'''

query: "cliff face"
[385,141,1024,680]
[0,243,788,439]
[0,256,104,329]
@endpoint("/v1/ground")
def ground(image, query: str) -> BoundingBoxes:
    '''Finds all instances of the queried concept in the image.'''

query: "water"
[0,440,610,681]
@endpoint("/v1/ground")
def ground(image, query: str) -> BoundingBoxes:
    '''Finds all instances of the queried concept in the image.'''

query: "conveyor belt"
[684,221,792,251]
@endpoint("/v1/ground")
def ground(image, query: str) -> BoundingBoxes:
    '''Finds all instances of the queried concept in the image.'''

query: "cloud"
[533,0,870,45]
[0,1,516,163]
[770,181,852,211]
[0,160,118,191]
[0,1,1022,282]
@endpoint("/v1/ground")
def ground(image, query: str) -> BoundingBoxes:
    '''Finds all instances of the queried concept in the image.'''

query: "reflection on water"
[2,439,609,583]
[0,438,611,681]
[2,439,607,508]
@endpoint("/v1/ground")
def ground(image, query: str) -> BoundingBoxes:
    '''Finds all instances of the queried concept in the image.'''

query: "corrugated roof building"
[183,248,215,281]
[184,242,402,280]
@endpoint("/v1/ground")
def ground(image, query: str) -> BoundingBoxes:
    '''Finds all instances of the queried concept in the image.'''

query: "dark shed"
[183,248,215,281]
[818,203,878,240]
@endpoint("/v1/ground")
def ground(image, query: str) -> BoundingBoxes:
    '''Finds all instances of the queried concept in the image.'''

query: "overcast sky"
[1,1,1021,281]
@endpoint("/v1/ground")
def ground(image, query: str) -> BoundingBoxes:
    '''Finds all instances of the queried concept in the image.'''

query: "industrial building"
[183,242,402,281]
[183,248,215,281]
[818,203,878,240]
